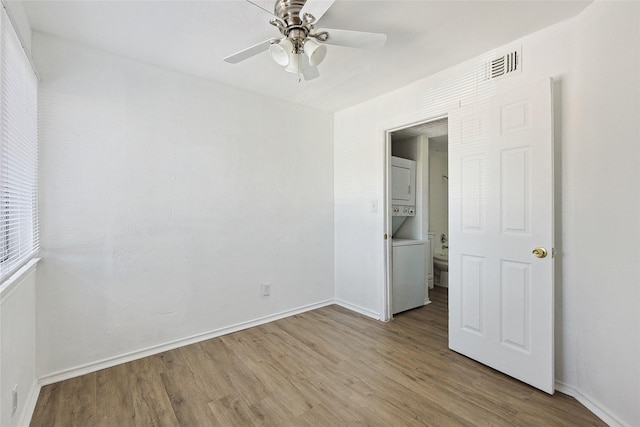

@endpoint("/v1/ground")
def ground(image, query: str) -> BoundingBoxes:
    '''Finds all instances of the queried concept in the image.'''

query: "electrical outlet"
[11,385,17,417]
[262,283,271,296]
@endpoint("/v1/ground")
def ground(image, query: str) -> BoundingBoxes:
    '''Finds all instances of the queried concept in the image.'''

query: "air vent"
[482,48,522,81]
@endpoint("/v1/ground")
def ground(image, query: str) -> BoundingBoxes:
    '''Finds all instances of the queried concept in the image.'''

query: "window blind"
[0,6,39,283]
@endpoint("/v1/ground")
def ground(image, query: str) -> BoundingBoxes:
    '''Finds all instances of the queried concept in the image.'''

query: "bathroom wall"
[428,149,448,257]
[34,33,335,380]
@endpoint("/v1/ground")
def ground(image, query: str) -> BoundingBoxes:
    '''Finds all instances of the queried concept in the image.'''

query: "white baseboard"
[38,299,334,386]
[555,380,627,427]
[334,298,381,320]
[18,380,40,427]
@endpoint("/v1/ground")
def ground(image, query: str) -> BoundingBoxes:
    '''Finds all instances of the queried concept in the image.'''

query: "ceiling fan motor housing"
[274,0,307,27]
[272,0,319,53]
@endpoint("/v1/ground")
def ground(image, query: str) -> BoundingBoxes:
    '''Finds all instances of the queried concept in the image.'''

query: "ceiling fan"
[223,0,387,81]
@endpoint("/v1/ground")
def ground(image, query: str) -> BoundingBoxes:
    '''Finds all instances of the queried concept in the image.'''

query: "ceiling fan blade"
[317,28,387,49]
[223,39,278,64]
[245,0,277,18]
[300,0,335,22]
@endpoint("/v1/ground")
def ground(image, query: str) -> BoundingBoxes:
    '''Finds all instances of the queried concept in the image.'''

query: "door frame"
[383,113,449,321]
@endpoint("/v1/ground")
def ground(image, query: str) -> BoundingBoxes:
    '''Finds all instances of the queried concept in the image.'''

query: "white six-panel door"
[448,79,555,393]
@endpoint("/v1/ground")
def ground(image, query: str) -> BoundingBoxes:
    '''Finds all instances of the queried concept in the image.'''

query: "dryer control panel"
[392,205,415,216]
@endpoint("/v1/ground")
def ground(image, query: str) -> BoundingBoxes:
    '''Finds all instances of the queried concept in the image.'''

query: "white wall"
[0,265,37,427]
[334,2,639,425]
[34,33,334,379]
[569,2,640,424]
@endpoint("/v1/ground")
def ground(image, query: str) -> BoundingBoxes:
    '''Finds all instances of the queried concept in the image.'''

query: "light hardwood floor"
[31,287,605,426]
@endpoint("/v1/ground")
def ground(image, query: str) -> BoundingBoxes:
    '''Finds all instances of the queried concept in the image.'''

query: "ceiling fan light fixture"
[304,39,327,66]
[269,38,293,66]
[284,52,301,74]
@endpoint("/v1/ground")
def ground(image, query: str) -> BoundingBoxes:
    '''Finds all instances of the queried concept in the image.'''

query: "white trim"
[334,298,381,321]
[17,380,40,427]
[37,299,334,386]
[383,130,392,321]
[0,257,39,301]
[555,380,627,427]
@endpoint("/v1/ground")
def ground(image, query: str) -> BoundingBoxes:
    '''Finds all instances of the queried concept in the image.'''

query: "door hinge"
[384,234,388,240]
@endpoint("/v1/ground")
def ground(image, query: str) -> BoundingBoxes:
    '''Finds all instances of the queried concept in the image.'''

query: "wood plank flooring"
[31,287,605,426]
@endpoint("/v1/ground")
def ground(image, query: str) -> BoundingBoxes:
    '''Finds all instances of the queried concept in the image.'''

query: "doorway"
[386,116,448,319]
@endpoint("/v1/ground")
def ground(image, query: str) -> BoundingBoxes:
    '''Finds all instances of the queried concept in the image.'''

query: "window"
[0,7,38,284]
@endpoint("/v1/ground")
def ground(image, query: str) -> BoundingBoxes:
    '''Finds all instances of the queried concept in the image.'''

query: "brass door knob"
[532,247,548,258]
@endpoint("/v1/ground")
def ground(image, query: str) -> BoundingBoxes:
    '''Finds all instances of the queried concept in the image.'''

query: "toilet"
[433,253,448,287]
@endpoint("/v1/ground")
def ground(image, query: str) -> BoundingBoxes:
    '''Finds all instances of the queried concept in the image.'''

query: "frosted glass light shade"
[269,39,293,67]
[285,53,301,73]
[304,39,327,66]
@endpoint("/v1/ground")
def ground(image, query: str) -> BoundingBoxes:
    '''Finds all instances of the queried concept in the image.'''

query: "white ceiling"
[21,0,590,112]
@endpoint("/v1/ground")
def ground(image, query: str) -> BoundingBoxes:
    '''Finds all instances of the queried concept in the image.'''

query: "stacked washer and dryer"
[391,156,426,314]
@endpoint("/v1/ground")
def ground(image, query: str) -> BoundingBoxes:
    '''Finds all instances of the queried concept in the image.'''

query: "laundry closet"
[389,118,448,315]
